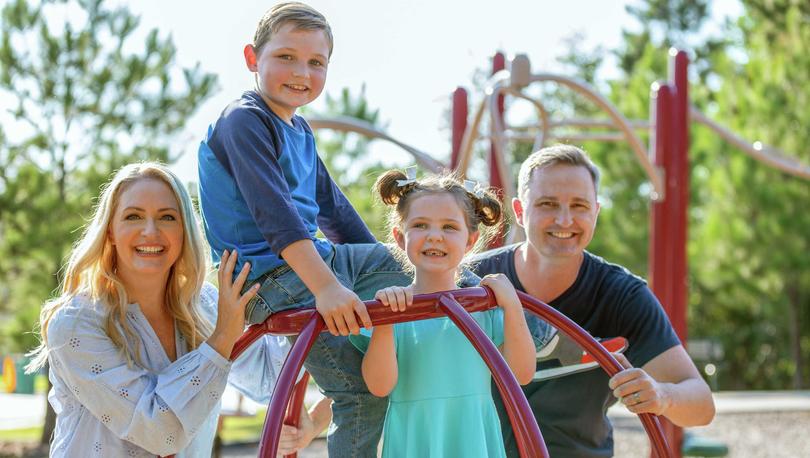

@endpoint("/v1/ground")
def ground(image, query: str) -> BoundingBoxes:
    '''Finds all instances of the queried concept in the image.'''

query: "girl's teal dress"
[352,286,507,457]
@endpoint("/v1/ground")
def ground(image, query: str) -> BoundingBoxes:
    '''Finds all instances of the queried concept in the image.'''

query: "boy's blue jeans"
[244,242,411,458]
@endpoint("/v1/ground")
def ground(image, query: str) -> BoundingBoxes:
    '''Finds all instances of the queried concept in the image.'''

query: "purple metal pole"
[258,315,324,458]
[437,295,548,458]
[236,287,672,458]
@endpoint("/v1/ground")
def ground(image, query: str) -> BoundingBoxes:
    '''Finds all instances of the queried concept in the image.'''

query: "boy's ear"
[244,44,259,72]
[393,226,405,250]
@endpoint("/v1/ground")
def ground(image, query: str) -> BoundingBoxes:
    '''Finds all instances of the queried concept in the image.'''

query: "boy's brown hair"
[253,2,334,56]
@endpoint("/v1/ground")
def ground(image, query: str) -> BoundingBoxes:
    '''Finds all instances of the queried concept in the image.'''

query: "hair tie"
[463,179,485,198]
[396,166,417,187]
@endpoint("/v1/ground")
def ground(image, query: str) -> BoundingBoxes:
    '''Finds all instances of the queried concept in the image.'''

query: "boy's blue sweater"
[198,91,375,281]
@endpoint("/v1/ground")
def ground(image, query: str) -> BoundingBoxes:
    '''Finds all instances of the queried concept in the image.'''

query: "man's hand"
[608,353,671,416]
[314,282,371,336]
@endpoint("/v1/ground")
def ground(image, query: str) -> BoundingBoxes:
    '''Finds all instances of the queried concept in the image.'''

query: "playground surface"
[3,390,809,457]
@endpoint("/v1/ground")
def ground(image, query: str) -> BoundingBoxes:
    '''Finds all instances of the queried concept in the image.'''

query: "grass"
[0,427,41,443]
[0,410,268,446]
[219,408,267,444]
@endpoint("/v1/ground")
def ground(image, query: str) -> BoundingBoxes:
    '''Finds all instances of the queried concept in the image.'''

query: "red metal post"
[488,51,507,247]
[669,49,690,347]
[649,49,690,458]
[649,83,674,314]
[489,51,506,192]
[451,87,469,171]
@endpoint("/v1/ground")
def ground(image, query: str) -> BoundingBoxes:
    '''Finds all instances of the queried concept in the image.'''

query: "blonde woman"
[26,163,323,457]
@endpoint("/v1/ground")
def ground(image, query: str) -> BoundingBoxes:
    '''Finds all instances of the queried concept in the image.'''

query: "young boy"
[197,3,410,457]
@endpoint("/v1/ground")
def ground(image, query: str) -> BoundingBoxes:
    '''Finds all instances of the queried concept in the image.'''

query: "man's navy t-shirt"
[470,244,680,458]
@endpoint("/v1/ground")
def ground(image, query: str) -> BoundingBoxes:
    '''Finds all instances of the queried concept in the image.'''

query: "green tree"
[0,0,216,442]
[461,0,808,390]
[689,0,810,389]
[310,85,402,240]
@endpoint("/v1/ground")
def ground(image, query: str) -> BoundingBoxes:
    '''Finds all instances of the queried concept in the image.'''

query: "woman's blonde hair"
[27,162,212,371]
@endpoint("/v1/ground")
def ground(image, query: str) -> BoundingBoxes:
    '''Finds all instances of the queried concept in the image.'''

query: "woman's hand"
[374,285,413,312]
[208,250,259,358]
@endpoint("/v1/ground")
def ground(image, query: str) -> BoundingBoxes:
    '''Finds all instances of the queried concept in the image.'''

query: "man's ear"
[466,230,480,252]
[393,226,405,250]
[244,44,258,72]
[512,197,525,228]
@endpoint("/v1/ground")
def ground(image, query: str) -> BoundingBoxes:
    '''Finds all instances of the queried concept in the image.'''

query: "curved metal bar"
[690,107,810,180]
[456,92,490,178]
[502,86,551,152]
[258,287,496,335]
[307,115,445,173]
[258,315,324,458]
[230,323,270,360]
[280,372,310,458]
[438,294,548,458]
[488,76,518,200]
[501,131,630,143]
[526,73,663,200]
[515,290,674,458]
[460,71,665,201]
[236,287,672,457]
[545,118,650,130]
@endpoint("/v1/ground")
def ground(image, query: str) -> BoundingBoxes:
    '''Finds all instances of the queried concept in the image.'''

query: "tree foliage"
[456,0,809,389]
[308,85,394,240]
[0,0,216,352]
[689,0,810,389]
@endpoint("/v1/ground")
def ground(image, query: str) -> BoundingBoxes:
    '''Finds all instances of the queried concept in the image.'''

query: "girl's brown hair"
[374,169,503,272]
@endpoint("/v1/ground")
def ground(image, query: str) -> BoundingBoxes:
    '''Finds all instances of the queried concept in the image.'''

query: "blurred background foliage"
[0,0,807,413]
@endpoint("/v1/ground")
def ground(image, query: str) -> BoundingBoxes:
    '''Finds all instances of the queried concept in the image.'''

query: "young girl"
[354,169,536,457]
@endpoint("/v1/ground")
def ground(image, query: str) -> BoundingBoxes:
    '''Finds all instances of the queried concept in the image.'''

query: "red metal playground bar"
[229,287,674,458]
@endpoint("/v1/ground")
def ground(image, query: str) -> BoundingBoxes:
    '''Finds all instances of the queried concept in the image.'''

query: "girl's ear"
[244,44,258,72]
[393,226,406,250]
[466,230,480,252]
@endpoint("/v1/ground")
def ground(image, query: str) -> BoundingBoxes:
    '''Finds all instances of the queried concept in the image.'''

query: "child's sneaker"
[534,331,628,381]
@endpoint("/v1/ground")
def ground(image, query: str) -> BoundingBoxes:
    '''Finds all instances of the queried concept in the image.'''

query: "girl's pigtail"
[469,188,502,227]
[374,169,416,205]
[478,193,503,227]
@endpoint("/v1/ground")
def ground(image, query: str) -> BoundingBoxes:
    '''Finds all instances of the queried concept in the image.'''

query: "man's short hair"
[517,144,601,199]
[254,2,333,57]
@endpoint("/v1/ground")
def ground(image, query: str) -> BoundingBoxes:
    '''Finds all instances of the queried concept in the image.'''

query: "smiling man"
[470,144,715,457]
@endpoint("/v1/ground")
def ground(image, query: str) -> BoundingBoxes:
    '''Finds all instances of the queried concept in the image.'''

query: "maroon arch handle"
[229,287,673,458]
